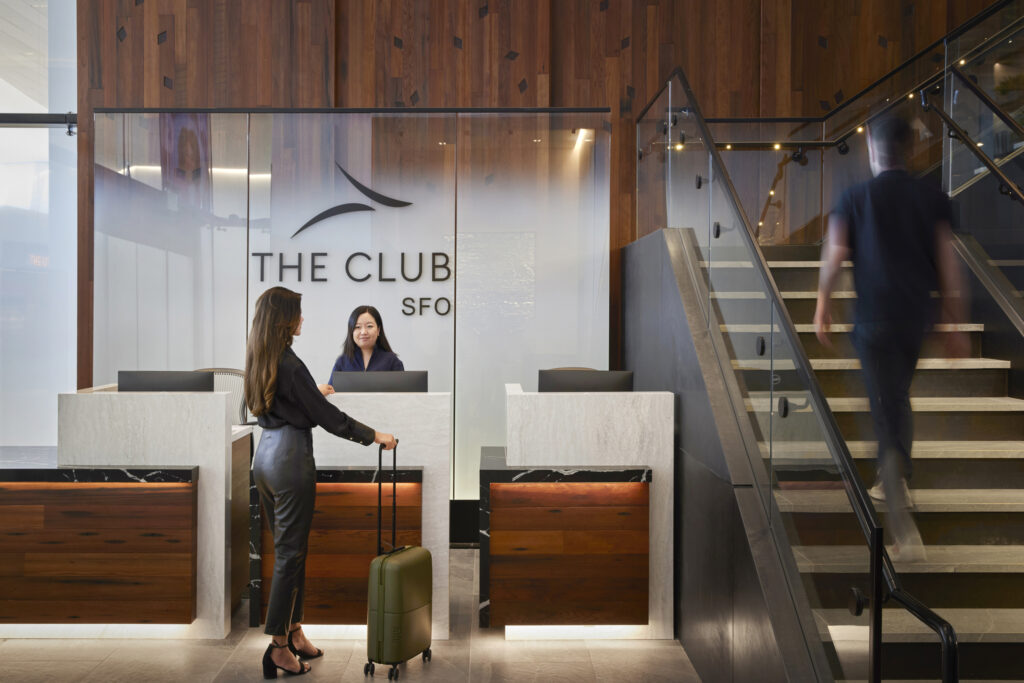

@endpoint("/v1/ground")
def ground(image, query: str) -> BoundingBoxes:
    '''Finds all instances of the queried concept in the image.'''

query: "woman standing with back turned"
[245,287,396,678]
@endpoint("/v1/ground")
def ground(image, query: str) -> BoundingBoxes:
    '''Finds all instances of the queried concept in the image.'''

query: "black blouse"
[257,346,376,446]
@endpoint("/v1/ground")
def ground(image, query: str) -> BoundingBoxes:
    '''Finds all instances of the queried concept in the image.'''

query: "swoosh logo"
[290,163,412,238]
[291,203,375,238]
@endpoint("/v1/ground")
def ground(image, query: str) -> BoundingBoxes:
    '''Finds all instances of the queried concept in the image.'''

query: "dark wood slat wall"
[0,481,198,624]
[259,482,422,624]
[76,0,1000,384]
[488,481,650,626]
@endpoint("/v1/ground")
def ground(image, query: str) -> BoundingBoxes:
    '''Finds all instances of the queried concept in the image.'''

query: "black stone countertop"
[0,466,198,483]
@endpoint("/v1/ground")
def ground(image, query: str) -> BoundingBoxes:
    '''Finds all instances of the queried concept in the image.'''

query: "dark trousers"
[853,320,926,542]
[853,320,926,479]
[253,425,317,636]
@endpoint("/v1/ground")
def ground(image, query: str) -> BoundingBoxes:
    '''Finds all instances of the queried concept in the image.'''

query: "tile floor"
[0,549,701,682]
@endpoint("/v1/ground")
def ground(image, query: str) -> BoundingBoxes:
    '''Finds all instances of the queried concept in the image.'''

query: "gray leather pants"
[253,425,316,636]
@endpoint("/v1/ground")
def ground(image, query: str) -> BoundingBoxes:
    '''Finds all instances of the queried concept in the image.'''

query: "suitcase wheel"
[387,665,400,680]
[422,648,432,662]
[364,661,374,676]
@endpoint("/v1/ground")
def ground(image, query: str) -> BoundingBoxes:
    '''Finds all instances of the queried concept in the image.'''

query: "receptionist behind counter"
[319,306,404,396]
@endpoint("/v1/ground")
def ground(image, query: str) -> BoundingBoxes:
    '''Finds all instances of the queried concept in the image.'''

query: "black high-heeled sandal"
[262,641,311,679]
[288,626,324,660]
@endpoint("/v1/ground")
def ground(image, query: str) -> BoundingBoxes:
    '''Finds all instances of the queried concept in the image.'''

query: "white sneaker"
[867,478,913,507]
[891,529,927,563]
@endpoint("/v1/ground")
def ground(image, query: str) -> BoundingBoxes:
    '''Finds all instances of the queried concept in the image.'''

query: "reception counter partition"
[252,467,423,629]
[0,388,252,639]
[307,391,451,639]
[501,383,673,639]
[0,467,198,625]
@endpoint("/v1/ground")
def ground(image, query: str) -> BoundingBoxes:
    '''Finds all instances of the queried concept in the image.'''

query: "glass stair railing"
[639,69,961,682]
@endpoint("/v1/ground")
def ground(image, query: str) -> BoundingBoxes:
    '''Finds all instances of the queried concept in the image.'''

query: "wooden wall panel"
[259,482,422,624]
[488,481,649,626]
[0,481,197,624]
[77,0,1002,382]
[784,0,997,117]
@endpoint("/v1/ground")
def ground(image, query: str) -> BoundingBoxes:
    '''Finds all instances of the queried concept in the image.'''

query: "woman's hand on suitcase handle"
[375,432,397,450]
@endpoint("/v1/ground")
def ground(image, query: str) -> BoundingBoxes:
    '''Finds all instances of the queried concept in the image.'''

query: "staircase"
[733,247,1024,680]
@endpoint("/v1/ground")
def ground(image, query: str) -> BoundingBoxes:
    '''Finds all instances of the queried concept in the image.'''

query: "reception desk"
[479,448,651,629]
[251,466,423,630]
[306,391,451,639]
[499,383,673,639]
[0,387,252,639]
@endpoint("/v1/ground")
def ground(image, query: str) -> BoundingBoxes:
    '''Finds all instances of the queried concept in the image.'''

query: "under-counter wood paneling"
[0,481,198,624]
[231,435,250,614]
[259,482,422,625]
[488,481,649,626]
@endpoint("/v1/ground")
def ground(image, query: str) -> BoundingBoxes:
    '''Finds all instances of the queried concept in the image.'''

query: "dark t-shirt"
[832,169,951,326]
[257,346,376,445]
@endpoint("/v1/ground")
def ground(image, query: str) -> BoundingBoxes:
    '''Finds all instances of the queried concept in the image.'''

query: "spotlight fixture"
[674,143,684,151]
[773,143,781,150]
[791,147,807,164]
[725,144,732,150]
[837,140,850,155]
[908,93,915,99]
[960,59,966,65]
[679,131,686,145]
[769,190,775,196]
[856,126,864,133]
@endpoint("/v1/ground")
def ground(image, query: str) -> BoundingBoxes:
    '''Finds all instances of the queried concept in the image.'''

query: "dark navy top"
[256,346,376,445]
[832,170,951,326]
[328,349,404,385]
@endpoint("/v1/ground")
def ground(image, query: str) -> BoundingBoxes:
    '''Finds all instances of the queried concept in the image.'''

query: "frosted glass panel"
[0,127,77,446]
[247,112,457,402]
[92,111,610,499]
[93,113,249,383]
[453,115,610,498]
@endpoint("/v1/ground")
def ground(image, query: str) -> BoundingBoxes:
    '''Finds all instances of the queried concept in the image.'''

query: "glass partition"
[93,110,610,499]
[93,113,250,381]
[454,114,609,498]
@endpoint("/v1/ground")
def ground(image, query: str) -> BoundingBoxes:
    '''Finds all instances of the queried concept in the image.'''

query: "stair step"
[721,323,984,333]
[733,358,1009,371]
[765,441,1024,460]
[701,260,852,268]
[793,545,1024,573]
[816,608,1024,644]
[746,395,1024,413]
[775,489,1024,513]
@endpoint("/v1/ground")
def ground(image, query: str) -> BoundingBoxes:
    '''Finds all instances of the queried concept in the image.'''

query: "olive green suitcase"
[364,444,432,680]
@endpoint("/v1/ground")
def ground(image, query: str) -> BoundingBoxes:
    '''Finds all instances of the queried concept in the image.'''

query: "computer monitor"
[332,371,428,393]
[118,370,215,392]
[537,369,633,392]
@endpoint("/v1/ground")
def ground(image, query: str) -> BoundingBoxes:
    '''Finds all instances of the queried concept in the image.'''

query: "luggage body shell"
[365,443,432,679]
[366,544,432,666]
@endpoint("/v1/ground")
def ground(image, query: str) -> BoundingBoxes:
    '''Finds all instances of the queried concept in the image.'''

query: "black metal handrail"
[949,64,1024,139]
[920,88,1024,204]
[649,66,961,682]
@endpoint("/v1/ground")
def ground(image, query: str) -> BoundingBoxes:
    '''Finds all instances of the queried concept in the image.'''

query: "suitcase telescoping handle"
[376,441,399,556]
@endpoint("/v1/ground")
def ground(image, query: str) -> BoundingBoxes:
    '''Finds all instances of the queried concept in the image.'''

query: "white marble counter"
[505,383,674,639]
[312,392,452,639]
[0,390,236,640]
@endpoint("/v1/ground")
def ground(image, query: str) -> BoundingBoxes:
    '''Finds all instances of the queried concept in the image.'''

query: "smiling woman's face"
[353,312,379,351]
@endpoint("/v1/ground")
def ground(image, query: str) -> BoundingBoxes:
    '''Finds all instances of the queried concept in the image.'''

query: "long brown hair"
[244,287,302,417]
